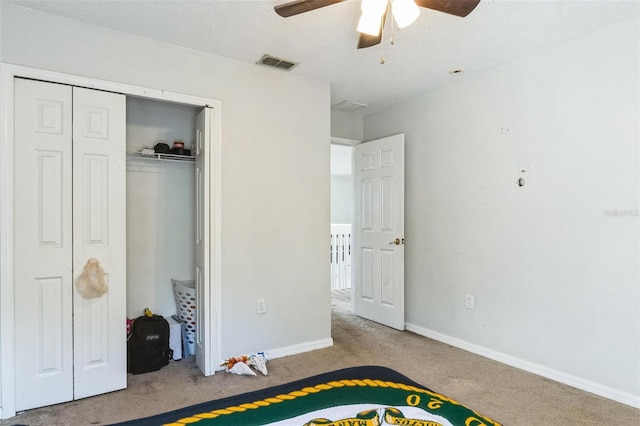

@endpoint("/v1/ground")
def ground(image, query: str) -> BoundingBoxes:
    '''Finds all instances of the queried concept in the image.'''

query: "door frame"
[0,63,223,419]
[330,137,360,312]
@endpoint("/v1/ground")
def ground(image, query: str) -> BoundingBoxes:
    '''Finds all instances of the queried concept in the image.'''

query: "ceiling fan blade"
[414,0,481,17]
[356,6,388,49]
[274,0,346,17]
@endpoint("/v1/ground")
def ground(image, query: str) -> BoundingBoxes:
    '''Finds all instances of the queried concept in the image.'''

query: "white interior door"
[195,107,212,375]
[353,134,405,330]
[72,87,127,399]
[14,78,74,411]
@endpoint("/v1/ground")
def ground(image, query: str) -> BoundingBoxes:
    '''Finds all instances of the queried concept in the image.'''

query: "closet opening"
[126,97,198,331]
[121,95,216,380]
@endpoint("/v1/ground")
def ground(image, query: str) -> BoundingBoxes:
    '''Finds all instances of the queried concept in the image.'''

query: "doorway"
[330,143,354,294]
[330,135,406,330]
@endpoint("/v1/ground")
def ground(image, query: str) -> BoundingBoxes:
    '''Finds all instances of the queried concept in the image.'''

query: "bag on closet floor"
[127,314,171,374]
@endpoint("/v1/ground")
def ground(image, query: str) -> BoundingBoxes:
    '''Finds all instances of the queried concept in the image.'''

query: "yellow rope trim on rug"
[165,378,502,426]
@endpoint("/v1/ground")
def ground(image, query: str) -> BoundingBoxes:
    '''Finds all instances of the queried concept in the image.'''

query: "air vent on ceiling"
[257,54,299,71]
[332,100,367,112]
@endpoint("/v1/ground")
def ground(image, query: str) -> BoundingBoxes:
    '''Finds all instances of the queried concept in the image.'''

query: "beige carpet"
[2,289,639,426]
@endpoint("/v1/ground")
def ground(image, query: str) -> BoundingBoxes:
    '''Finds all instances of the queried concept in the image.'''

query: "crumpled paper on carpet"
[249,352,270,376]
[228,361,256,376]
[222,352,270,376]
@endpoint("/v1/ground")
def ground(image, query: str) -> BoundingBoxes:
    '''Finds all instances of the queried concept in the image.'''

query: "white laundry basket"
[172,278,196,356]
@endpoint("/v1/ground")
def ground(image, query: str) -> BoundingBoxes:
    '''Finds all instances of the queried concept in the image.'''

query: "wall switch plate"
[465,294,475,310]
[257,299,266,314]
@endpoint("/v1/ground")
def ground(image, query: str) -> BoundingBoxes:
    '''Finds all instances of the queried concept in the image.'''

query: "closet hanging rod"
[127,151,195,163]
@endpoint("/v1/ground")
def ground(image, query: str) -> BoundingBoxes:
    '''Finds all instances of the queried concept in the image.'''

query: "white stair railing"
[330,224,352,290]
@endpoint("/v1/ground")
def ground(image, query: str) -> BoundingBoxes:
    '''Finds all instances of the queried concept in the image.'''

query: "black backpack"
[127,314,171,374]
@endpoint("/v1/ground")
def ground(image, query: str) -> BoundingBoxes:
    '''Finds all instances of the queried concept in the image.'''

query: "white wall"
[363,17,639,405]
[331,109,363,141]
[1,3,331,361]
[331,175,352,224]
[125,97,198,318]
[331,144,353,224]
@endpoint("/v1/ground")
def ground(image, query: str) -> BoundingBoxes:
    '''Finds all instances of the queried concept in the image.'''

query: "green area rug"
[111,366,501,426]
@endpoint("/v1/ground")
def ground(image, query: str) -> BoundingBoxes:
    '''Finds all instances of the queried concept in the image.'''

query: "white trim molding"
[0,63,17,419]
[405,322,640,409]
[268,338,335,361]
[330,136,361,146]
[0,63,223,419]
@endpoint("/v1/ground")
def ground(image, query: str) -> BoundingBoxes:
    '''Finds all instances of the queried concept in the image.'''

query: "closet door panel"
[81,154,110,245]
[194,107,212,375]
[72,87,127,399]
[14,79,74,411]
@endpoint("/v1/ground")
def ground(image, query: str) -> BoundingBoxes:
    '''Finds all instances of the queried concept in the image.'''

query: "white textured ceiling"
[8,0,639,115]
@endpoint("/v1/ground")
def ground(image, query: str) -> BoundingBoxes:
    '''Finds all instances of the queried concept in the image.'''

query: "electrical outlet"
[257,299,266,314]
[465,294,475,310]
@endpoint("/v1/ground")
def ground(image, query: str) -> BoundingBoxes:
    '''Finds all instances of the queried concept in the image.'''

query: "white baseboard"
[404,322,640,409]
[215,338,335,372]
[267,338,334,360]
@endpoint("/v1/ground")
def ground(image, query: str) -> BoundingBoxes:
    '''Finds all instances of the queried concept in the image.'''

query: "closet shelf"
[127,151,195,163]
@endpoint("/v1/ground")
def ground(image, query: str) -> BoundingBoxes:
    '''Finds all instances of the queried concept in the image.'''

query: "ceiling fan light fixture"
[274,0,482,51]
[361,0,387,16]
[357,12,383,36]
[392,0,420,29]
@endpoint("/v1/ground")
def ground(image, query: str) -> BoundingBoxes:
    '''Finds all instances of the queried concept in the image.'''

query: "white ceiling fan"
[274,0,481,49]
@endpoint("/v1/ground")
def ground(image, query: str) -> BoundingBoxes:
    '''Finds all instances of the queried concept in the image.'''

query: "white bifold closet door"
[14,78,127,411]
